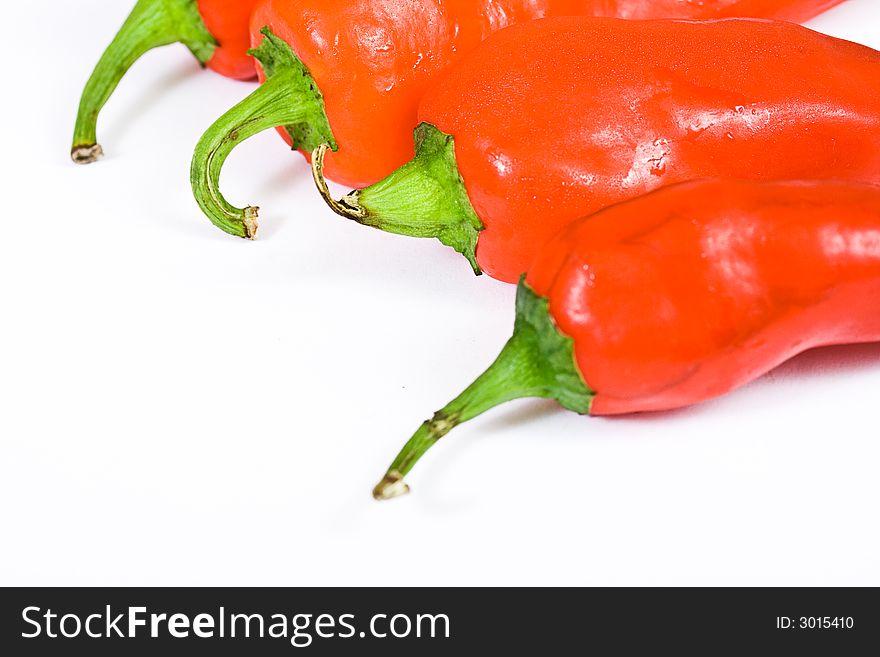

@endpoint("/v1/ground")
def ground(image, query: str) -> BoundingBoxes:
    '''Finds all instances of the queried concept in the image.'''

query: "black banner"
[1,587,876,654]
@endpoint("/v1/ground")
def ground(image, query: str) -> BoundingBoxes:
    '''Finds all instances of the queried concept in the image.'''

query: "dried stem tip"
[372,470,411,501]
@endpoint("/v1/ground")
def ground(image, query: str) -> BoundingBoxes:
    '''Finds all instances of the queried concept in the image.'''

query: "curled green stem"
[190,27,335,238]
[71,0,216,164]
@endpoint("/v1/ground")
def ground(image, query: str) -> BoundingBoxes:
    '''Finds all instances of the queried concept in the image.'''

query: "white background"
[1,1,879,586]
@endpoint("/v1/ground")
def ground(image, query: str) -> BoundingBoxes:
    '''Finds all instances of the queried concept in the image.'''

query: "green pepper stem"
[189,74,308,238]
[190,27,335,238]
[71,0,216,164]
[373,332,547,500]
[314,123,485,275]
[312,144,366,220]
[373,282,595,501]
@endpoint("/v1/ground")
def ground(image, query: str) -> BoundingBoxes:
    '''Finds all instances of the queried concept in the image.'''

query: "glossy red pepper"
[72,0,260,164]
[319,16,880,282]
[189,0,845,238]
[372,179,880,499]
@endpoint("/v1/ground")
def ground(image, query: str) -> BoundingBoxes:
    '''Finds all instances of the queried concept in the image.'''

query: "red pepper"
[72,0,261,164]
[371,178,880,500]
[317,16,880,281]
[189,0,845,238]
